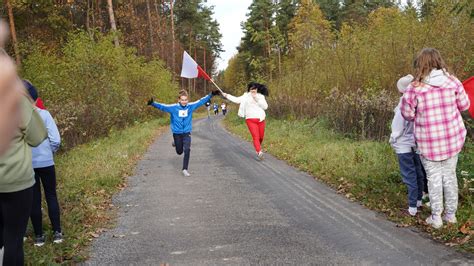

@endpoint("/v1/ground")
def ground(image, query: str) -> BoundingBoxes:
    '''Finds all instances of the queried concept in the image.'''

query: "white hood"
[423,69,450,87]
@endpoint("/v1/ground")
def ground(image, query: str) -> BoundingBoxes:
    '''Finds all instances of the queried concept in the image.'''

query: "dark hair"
[247,82,269,96]
[247,82,258,91]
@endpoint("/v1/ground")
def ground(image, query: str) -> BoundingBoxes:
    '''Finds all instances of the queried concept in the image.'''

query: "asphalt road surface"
[87,116,473,265]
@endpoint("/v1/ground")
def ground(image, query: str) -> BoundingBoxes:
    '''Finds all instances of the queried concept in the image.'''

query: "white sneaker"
[408,207,418,216]
[443,213,457,224]
[257,151,264,161]
[426,215,443,229]
[182,169,190,177]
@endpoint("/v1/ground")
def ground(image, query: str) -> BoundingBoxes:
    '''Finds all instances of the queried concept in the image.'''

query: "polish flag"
[463,76,474,118]
[180,51,211,80]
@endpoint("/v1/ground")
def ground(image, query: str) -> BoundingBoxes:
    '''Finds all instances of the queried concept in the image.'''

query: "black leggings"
[173,133,191,170]
[0,186,33,266]
[31,165,61,236]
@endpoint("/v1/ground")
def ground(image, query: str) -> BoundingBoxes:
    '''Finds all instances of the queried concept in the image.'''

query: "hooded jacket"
[32,108,61,168]
[0,96,47,193]
[401,69,470,161]
[389,98,415,153]
[226,92,268,121]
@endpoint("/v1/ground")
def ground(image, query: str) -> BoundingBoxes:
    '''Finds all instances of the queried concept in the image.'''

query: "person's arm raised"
[188,93,213,111]
[223,92,243,104]
[0,56,21,156]
[147,97,175,113]
[254,94,268,110]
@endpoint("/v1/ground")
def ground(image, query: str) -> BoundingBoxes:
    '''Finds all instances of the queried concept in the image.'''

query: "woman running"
[223,82,268,160]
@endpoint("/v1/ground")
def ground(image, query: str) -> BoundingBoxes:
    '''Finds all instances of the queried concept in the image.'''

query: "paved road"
[87,116,473,265]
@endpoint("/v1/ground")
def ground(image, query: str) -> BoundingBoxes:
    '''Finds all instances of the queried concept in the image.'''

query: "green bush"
[21,31,177,149]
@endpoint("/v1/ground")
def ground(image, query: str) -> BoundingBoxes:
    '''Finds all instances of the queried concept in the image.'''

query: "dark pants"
[0,186,33,266]
[222,109,227,116]
[397,151,425,207]
[173,133,191,170]
[31,165,61,236]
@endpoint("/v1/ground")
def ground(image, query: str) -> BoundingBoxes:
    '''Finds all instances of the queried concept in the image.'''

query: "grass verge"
[223,115,473,253]
[24,119,168,264]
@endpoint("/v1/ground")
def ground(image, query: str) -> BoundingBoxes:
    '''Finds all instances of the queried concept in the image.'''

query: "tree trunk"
[154,0,163,58]
[86,0,92,37]
[188,31,193,94]
[91,0,96,29]
[193,47,197,95]
[4,0,20,65]
[170,0,176,77]
[106,0,119,47]
[278,47,281,76]
[203,47,207,94]
[145,0,154,58]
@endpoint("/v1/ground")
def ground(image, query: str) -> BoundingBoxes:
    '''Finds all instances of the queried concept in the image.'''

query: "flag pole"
[209,79,224,94]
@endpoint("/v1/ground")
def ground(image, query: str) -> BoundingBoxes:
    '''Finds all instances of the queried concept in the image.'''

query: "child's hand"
[147,97,154,105]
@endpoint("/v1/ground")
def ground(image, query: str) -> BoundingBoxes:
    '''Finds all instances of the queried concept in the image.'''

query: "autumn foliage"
[221,0,473,140]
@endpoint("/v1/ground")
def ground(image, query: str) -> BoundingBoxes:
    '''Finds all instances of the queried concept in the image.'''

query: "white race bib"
[178,109,188,118]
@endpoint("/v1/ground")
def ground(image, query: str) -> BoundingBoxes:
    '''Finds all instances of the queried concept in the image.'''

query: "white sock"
[408,207,417,216]
[416,200,422,207]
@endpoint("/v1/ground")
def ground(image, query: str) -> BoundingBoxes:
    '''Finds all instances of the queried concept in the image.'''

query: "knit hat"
[23,80,38,101]
[397,74,414,93]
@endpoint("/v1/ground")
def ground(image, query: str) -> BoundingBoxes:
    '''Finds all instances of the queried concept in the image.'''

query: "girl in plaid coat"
[401,48,470,229]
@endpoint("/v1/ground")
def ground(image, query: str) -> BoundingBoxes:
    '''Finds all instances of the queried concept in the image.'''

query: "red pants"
[245,118,266,153]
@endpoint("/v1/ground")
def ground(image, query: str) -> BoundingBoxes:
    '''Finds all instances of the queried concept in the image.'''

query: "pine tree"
[315,0,343,28]
[239,0,276,80]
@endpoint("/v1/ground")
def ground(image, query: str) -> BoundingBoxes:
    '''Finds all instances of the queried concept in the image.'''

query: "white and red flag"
[180,51,211,80]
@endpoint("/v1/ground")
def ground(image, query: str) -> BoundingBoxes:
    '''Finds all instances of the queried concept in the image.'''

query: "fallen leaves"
[459,221,473,235]
[446,235,471,247]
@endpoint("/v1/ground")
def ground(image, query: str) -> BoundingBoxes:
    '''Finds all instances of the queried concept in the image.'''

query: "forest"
[2,0,222,149]
[2,0,472,145]
[219,0,473,140]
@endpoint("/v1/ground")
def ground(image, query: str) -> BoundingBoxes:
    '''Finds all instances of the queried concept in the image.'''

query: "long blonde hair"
[413,48,449,82]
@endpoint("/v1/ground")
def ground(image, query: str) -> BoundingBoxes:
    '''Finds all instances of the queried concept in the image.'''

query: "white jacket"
[226,92,268,121]
[389,98,415,154]
[32,108,61,168]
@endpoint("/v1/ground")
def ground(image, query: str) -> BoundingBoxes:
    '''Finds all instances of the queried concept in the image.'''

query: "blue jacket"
[152,94,212,134]
[32,108,61,168]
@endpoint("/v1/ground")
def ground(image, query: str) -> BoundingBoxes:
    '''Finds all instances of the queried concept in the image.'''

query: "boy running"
[147,89,220,176]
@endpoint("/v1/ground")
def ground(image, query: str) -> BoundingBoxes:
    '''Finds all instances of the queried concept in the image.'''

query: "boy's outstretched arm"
[189,91,220,111]
[147,97,175,113]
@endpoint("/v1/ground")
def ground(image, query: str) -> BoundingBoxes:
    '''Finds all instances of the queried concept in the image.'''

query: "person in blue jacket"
[24,80,63,246]
[147,89,220,176]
